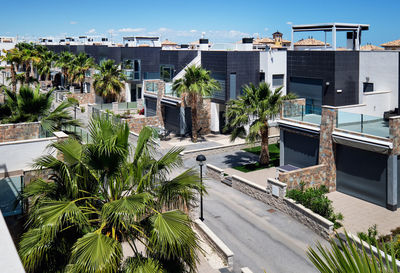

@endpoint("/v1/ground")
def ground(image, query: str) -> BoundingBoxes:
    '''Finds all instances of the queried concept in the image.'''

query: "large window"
[160,65,174,82]
[272,74,284,87]
[123,59,141,81]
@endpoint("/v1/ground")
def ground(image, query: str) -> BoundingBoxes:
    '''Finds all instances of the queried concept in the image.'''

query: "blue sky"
[3,0,400,46]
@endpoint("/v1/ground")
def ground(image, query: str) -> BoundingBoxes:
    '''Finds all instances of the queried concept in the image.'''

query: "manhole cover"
[267,209,276,213]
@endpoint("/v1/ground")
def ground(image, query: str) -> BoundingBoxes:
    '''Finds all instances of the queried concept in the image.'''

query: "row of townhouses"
[2,22,400,212]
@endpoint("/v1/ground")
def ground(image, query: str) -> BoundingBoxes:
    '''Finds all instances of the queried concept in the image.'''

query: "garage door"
[283,130,319,168]
[163,105,180,133]
[336,144,387,207]
[289,77,323,113]
[145,98,157,117]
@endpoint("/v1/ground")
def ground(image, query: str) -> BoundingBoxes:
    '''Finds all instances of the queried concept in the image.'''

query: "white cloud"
[118,27,146,33]
[190,29,197,33]
[107,29,119,37]
[158,27,169,32]
[70,21,78,25]
[87,29,96,34]
[264,27,269,32]
[286,21,293,25]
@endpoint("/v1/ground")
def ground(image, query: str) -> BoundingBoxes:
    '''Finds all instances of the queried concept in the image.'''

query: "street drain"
[267,209,276,213]
[214,216,221,219]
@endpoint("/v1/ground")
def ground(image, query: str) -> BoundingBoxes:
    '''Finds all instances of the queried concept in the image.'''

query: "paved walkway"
[328,191,400,235]
[160,134,246,151]
[224,167,277,187]
[202,178,326,273]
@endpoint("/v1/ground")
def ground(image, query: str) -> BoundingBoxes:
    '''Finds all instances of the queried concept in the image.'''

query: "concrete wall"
[260,50,287,94]
[359,51,399,113]
[67,92,95,105]
[0,137,56,172]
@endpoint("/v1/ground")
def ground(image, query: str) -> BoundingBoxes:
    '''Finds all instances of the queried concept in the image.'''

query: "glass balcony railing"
[145,82,157,93]
[164,83,180,98]
[337,111,389,138]
[118,102,137,110]
[282,102,321,125]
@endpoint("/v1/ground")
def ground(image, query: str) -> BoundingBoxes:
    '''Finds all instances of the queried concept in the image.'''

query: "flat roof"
[292,23,369,32]
[123,36,159,40]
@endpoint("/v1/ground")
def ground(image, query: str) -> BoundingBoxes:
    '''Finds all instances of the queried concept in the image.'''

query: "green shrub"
[286,182,343,229]
[358,225,400,260]
[80,106,85,113]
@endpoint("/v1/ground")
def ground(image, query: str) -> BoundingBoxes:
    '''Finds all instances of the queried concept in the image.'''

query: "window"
[122,59,141,81]
[259,72,265,83]
[272,74,284,87]
[160,65,174,82]
[363,82,374,93]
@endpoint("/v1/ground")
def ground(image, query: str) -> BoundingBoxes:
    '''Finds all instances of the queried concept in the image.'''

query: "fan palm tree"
[93,59,126,102]
[225,82,295,166]
[172,65,220,142]
[56,51,75,87]
[70,52,94,93]
[2,85,80,132]
[308,231,399,273]
[18,117,203,273]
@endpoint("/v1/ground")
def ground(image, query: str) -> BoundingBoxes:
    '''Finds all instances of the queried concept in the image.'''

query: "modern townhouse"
[278,23,400,211]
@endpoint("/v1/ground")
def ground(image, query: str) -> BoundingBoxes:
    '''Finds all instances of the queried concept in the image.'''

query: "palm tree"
[172,65,220,142]
[16,43,41,84]
[308,231,399,273]
[225,82,295,166]
[70,52,94,93]
[2,85,80,132]
[18,118,203,273]
[0,47,23,92]
[93,59,126,102]
[56,51,75,87]
[36,46,58,82]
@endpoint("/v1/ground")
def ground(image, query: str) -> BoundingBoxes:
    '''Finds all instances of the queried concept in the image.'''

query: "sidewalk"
[224,167,277,188]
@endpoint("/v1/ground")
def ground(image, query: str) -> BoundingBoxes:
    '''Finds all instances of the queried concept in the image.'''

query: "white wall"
[359,51,399,112]
[260,50,287,94]
[210,102,220,132]
[0,138,56,172]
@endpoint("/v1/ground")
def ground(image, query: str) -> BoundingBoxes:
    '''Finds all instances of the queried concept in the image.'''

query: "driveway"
[201,178,326,273]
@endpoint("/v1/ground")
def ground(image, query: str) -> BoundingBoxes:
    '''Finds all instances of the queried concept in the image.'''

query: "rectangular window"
[259,72,265,83]
[160,65,174,82]
[122,59,141,81]
[229,73,236,100]
[272,74,284,87]
[363,82,374,93]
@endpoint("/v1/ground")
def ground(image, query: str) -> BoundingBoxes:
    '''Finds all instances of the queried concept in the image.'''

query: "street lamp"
[196,154,206,221]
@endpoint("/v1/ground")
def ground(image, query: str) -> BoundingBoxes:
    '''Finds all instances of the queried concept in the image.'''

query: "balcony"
[337,111,389,139]
[282,100,321,126]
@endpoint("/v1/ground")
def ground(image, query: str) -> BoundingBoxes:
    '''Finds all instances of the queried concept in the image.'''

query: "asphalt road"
[201,178,326,273]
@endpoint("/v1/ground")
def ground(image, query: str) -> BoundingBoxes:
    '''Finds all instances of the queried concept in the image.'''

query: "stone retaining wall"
[278,164,327,190]
[0,122,40,142]
[67,92,95,105]
[124,116,163,133]
[206,164,334,239]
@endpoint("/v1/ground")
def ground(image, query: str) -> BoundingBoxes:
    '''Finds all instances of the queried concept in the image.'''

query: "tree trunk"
[191,94,198,143]
[11,65,16,92]
[259,122,270,166]
[80,81,84,93]
[25,62,30,84]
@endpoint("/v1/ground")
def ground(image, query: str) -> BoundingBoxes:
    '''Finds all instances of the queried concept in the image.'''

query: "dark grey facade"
[202,51,260,103]
[282,130,319,168]
[287,51,360,107]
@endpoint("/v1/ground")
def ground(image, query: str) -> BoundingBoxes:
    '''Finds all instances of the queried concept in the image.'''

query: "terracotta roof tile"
[161,39,177,46]
[360,44,384,51]
[294,38,328,46]
[380,39,400,47]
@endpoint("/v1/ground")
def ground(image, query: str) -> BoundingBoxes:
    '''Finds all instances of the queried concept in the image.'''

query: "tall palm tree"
[70,52,94,93]
[0,47,23,92]
[18,118,203,273]
[36,46,58,82]
[93,59,126,102]
[16,43,41,84]
[56,51,75,87]
[225,82,295,166]
[2,85,80,132]
[172,65,220,142]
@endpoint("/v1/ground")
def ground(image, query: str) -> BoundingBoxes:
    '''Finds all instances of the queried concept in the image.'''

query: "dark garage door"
[145,98,157,117]
[283,130,319,168]
[163,104,180,133]
[289,77,323,113]
[336,145,387,207]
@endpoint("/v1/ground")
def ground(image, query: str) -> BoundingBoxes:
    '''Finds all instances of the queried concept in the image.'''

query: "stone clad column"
[387,116,400,210]
[318,106,338,191]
